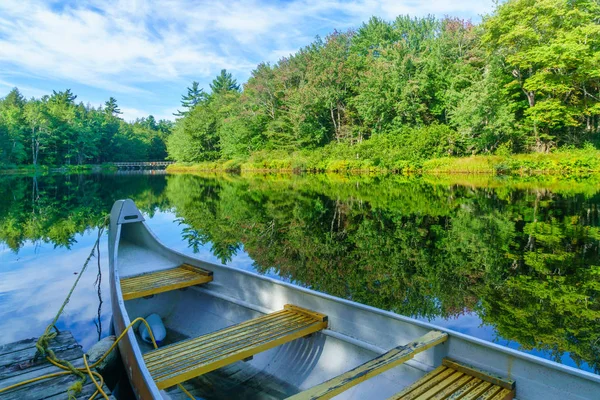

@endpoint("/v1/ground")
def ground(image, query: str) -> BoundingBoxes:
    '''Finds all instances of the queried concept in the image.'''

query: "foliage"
[174,81,208,117]
[209,69,240,94]
[0,88,171,167]
[482,0,600,149]
[166,1,600,167]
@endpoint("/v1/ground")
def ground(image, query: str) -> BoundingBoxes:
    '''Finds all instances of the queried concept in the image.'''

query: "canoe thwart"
[388,357,515,400]
[120,263,213,301]
[286,330,448,400]
[143,304,328,390]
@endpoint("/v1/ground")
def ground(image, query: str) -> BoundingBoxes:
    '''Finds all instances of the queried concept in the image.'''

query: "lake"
[0,172,598,375]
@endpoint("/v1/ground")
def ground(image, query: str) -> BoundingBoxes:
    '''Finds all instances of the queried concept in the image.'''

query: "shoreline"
[166,150,600,177]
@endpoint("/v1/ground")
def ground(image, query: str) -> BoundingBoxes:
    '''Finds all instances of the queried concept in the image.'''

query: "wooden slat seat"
[120,263,213,300]
[389,358,515,400]
[286,330,448,400]
[144,304,328,389]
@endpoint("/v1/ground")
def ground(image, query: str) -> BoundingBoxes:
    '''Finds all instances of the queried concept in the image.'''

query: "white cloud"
[0,0,495,115]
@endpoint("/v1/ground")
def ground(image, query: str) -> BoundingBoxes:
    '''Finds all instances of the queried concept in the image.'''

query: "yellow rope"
[84,354,109,400]
[0,316,195,399]
[33,215,110,398]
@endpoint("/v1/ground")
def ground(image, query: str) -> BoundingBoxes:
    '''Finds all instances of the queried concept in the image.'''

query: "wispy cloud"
[0,0,495,118]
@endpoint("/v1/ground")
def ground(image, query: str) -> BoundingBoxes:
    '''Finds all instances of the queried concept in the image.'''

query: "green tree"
[167,102,220,162]
[210,69,240,94]
[483,0,600,149]
[104,97,122,116]
[0,88,28,165]
[174,81,207,117]
[23,99,50,167]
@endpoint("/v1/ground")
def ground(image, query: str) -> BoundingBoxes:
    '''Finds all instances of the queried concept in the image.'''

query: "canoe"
[109,199,600,399]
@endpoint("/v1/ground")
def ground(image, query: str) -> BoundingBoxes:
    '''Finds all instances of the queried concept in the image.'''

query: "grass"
[167,148,600,176]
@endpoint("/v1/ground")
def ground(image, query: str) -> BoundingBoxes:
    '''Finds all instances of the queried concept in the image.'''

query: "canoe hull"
[109,199,600,399]
[109,200,164,399]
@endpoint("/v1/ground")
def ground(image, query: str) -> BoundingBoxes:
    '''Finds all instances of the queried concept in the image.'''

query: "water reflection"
[0,173,599,374]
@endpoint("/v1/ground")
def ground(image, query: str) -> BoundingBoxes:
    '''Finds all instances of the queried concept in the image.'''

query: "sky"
[0,0,495,122]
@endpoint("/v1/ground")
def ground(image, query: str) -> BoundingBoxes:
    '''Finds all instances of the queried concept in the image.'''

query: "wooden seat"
[286,330,448,400]
[120,263,213,300]
[144,304,328,389]
[389,358,515,400]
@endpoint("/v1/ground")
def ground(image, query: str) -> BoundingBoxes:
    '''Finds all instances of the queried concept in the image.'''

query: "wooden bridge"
[112,161,174,170]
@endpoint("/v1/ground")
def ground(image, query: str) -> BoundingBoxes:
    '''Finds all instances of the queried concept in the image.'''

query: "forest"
[0,88,171,167]
[167,0,600,171]
[2,0,598,171]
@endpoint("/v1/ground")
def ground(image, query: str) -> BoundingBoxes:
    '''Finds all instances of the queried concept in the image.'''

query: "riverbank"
[167,148,600,176]
[0,164,117,175]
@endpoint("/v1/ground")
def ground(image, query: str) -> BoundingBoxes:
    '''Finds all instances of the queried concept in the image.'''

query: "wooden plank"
[0,347,82,381]
[388,366,448,399]
[0,331,75,358]
[144,305,328,390]
[1,373,90,400]
[0,336,81,376]
[284,304,328,322]
[0,358,83,389]
[489,388,514,400]
[460,382,493,400]
[150,317,313,373]
[0,331,112,400]
[181,263,214,276]
[477,386,503,399]
[428,375,474,400]
[152,317,322,382]
[445,378,483,400]
[391,368,457,400]
[121,264,213,300]
[442,360,514,391]
[286,330,448,400]
[145,312,306,367]
[144,311,289,364]
[147,314,312,375]
[45,382,116,400]
[413,371,464,400]
[155,319,326,389]
[143,309,291,362]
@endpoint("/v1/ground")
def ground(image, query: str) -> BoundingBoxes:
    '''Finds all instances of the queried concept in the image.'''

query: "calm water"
[0,172,599,375]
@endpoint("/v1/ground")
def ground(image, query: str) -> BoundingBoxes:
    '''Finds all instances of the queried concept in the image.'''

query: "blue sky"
[0,0,495,121]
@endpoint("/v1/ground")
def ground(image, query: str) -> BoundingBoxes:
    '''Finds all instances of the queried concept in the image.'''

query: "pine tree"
[210,69,240,94]
[104,97,122,116]
[174,81,207,117]
[50,89,77,105]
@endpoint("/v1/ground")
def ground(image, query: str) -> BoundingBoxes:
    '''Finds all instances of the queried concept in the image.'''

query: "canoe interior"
[112,206,600,400]
[118,238,427,399]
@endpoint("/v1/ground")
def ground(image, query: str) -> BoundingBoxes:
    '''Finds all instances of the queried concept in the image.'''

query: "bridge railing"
[110,161,175,169]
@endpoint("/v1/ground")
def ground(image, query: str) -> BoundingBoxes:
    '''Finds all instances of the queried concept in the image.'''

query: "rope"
[0,317,194,400]
[0,213,195,400]
[32,215,109,398]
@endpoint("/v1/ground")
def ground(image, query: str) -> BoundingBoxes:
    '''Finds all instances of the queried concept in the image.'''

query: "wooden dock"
[0,331,113,400]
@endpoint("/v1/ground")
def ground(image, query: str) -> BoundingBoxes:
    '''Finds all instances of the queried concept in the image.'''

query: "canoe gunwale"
[109,200,164,399]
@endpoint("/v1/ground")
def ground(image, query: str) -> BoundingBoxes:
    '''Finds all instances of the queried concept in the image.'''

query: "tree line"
[167,0,600,164]
[0,88,172,167]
